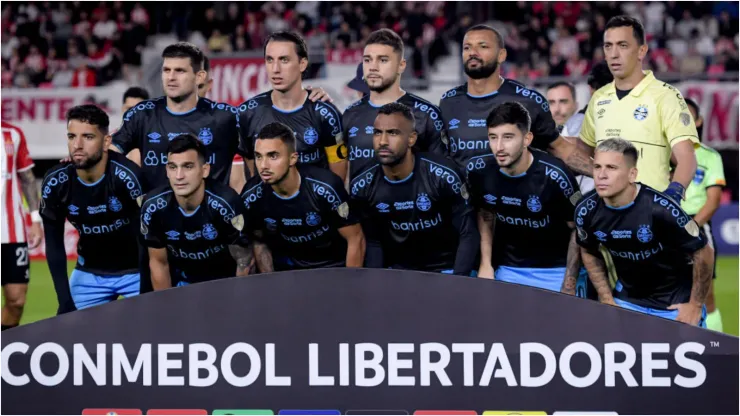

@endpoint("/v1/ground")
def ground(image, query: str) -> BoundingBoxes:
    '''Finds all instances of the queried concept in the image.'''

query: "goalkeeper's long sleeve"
[43,218,76,314]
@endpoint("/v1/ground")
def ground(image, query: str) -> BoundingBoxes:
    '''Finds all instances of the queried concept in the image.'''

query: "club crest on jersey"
[303,127,319,145]
[166,230,180,240]
[68,205,79,215]
[108,196,123,212]
[306,212,321,227]
[365,126,374,134]
[527,195,542,212]
[265,217,277,231]
[634,105,648,121]
[349,127,359,138]
[637,224,653,243]
[198,127,213,145]
[416,193,432,212]
[202,223,218,240]
[147,132,161,143]
[594,231,608,242]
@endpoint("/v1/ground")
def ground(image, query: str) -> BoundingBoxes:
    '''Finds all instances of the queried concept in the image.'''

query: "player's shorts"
[1,242,30,285]
[494,266,565,293]
[69,269,140,310]
[613,297,707,328]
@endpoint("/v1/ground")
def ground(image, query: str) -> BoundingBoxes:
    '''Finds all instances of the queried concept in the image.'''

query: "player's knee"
[5,293,26,311]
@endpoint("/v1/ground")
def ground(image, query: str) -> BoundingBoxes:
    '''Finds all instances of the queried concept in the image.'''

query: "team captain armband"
[325,143,348,163]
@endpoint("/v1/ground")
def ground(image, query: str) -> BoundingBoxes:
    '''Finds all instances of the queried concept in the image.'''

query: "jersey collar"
[606,70,655,98]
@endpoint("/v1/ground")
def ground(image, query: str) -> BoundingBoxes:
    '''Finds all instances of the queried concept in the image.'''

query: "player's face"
[254,138,298,185]
[462,30,505,80]
[373,113,417,166]
[593,150,638,198]
[488,123,533,168]
[603,27,648,79]
[122,97,144,113]
[363,44,405,93]
[166,150,210,197]
[546,86,577,126]
[162,57,205,101]
[197,74,213,98]
[265,41,308,93]
[67,119,110,169]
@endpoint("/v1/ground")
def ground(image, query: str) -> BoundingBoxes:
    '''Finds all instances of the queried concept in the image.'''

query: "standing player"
[343,29,447,182]
[241,122,365,272]
[350,103,479,275]
[469,103,582,294]
[119,86,150,167]
[40,105,143,313]
[576,138,713,326]
[141,135,252,289]
[579,16,699,202]
[1,121,42,330]
[681,98,726,332]
[439,25,594,177]
[238,31,347,181]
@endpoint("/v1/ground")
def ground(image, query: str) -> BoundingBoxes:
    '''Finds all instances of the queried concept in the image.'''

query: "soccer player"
[343,29,447,182]
[350,103,479,275]
[681,98,726,332]
[141,134,252,289]
[238,31,347,181]
[576,138,713,326]
[469,102,582,294]
[439,25,594,177]
[241,122,365,271]
[579,16,699,202]
[40,105,143,313]
[122,87,150,113]
[1,121,42,330]
[546,82,578,130]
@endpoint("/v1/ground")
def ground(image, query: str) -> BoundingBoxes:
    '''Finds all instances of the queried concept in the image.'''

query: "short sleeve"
[421,104,447,157]
[39,169,67,223]
[574,197,599,250]
[653,196,707,255]
[111,109,143,154]
[660,89,700,149]
[213,187,251,247]
[579,95,597,147]
[530,100,561,151]
[550,162,581,222]
[318,102,345,147]
[325,175,358,229]
[704,151,726,189]
[15,128,34,172]
[237,103,255,159]
[140,199,164,248]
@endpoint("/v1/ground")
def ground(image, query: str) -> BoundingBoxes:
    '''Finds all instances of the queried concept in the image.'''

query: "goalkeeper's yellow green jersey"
[681,143,726,215]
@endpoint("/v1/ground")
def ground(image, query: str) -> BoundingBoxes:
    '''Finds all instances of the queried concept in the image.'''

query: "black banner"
[2,269,738,415]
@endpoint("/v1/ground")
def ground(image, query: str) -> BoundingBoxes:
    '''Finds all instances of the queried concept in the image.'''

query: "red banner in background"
[681,82,739,149]
[206,57,270,107]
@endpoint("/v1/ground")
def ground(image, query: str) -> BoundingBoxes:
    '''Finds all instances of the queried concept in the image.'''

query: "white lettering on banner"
[1,341,708,388]
[208,58,270,107]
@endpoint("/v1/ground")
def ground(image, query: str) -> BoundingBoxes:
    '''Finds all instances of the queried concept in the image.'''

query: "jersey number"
[15,246,28,267]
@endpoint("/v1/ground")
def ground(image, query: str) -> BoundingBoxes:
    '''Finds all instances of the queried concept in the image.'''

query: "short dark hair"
[486,102,531,134]
[167,134,208,164]
[264,31,309,63]
[162,42,205,73]
[587,61,614,91]
[365,29,404,56]
[465,24,505,49]
[685,98,700,117]
[595,138,639,167]
[547,81,576,101]
[202,55,210,72]
[122,87,149,103]
[257,122,297,153]
[66,104,110,134]
[377,102,415,126]
[605,15,646,46]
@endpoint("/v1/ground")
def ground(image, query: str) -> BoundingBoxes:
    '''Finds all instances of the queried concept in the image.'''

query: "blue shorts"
[613,297,707,328]
[69,269,140,310]
[494,266,565,293]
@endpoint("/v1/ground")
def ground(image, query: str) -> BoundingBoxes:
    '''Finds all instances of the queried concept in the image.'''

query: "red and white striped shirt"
[1,121,35,244]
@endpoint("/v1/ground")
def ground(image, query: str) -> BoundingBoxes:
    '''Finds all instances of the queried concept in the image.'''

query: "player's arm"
[662,89,700,198]
[669,141,697,197]
[18,170,42,249]
[42,218,76,314]
[693,154,725,227]
[423,105,448,157]
[148,247,171,290]
[580,246,615,305]
[350,194,383,268]
[561,222,581,295]
[320,103,348,181]
[548,135,594,177]
[687,244,714,311]
[450,187,480,276]
[253,236,274,273]
[326,147,348,181]
[229,243,255,276]
[110,110,142,155]
[338,224,365,267]
[237,105,256,179]
[230,157,247,192]
[477,209,495,279]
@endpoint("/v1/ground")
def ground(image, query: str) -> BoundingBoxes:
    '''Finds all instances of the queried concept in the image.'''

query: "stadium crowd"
[2,1,738,88]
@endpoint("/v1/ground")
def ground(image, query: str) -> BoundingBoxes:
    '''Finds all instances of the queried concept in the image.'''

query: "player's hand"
[477,264,494,279]
[306,86,334,103]
[668,302,703,326]
[57,299,77,315]
[28,222,42,249]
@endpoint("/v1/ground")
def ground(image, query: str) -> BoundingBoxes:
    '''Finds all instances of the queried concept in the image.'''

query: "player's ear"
[202,160,211,178]
[195,69,207,88]
[628,166,638,183]
[103,133,112,150]
[289,150,298,167]
[497,47,507,64]
[523,131,534,147]
[299,57,308,74]
[637,43,648,62]
[408,130,418,148]
[398,55,407,75]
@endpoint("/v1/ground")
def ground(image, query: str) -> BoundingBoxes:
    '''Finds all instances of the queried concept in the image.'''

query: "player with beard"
[439,25,594,178]
[241,122,365,272]
[40,105,144,313]
[238,31,347,181]
[350,103,479,275]
[343,29,447,182]
[141,135,252,289]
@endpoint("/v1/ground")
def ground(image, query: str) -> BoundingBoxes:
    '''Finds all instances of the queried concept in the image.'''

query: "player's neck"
[615,68,645,91]
[605,183,639,208]
[177,182,206,214]
[369,85,405,106]
[467,74,504,97]
[382,153,415,182]
[271,88,308,111]
[76,152,108,184]
[501,151,533,177]
[166,93,198,114]
[272,168,301,198]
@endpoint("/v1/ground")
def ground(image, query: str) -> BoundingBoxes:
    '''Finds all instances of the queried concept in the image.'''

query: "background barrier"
[2,269,738,415]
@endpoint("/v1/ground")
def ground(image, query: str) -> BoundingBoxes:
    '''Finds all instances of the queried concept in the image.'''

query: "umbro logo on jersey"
[449,118,460,130]
[365,126,374,134]
[376,202,390,212]
[166,230,180,240]
[484,194,497,205]
[594,231,608,242]
[147,132,161,143]
[349,127,359,137]
[68,205,79,215]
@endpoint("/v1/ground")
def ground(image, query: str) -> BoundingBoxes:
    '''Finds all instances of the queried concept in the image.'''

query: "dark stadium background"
[1,1,738,334]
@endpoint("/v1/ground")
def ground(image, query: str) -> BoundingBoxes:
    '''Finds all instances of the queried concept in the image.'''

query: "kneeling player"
[350,103,479,275]
[470,102,584,294]
[141,135,252,288]
[41,105,143,313]
[577,138,714,327]
[241,122,365,271]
